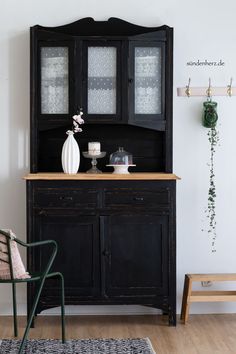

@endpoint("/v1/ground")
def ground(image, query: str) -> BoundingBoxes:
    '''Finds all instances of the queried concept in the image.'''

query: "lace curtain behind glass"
[41,47,69,114]
[88,47,117,114]
[135,47,161,114]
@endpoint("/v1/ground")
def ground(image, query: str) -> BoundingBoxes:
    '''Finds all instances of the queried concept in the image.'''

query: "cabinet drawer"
[103,188,170,208]
[34,188,98,208]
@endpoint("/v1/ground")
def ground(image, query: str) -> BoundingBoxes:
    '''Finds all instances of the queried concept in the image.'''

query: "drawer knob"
[133,197,144,201]
[59,196,73,201]
[39,210,46,216]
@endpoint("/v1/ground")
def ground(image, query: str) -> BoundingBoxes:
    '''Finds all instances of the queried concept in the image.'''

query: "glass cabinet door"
[83,42,121,122]
[134,47,161,115]
[40,46,69,115]
[88,46,116,114]
[129,42,164,130]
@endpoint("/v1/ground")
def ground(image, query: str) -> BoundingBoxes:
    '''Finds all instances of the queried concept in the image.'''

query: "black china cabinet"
[25,17,178,326]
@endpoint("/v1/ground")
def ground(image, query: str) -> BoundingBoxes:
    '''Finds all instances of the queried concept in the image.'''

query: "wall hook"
[227,77,233,97]
[206,78,212,99]
[185,78,191,97]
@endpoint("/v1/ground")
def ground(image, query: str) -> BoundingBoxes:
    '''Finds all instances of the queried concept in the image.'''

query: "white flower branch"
[66,110,84,135]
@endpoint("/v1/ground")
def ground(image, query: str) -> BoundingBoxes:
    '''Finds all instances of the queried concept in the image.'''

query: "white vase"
[61,131,80,174]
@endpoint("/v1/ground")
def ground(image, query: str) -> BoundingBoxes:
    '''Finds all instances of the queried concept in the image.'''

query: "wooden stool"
[181,273,236,323]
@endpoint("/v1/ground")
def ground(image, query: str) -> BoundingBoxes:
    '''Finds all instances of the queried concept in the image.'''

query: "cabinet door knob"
[128,78,134,84]
[102,250,110,258]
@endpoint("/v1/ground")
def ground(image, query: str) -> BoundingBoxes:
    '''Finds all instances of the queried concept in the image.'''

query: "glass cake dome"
[109,147,133,165]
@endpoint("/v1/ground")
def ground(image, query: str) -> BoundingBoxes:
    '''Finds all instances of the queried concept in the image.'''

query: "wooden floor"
[1,314,236,353]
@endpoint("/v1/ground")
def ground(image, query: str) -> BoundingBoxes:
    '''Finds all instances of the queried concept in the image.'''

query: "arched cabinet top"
[32,17,172,37]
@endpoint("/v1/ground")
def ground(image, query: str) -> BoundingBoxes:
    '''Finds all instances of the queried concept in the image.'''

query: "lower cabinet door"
[33,212,100,300]
[101,214,169,298]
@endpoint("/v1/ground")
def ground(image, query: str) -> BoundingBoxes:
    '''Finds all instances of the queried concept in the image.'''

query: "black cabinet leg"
[168,310,176,326]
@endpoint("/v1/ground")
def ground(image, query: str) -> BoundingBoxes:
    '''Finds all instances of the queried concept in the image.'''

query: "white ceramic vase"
[61,131,80,174]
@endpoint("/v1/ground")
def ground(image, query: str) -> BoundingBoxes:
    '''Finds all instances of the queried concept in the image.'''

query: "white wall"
[1,0,236,315]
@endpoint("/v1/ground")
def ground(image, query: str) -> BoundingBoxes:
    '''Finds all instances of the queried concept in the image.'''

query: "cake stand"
[106,164,136,174]
[82,151,106,174]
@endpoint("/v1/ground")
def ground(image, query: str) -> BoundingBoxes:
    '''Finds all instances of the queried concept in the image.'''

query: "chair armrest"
[26,240,58,278]
[25,240,57,249]
[16,238,57,250]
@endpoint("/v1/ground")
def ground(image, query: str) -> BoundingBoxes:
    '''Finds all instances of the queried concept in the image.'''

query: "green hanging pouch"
[202,100,218,128]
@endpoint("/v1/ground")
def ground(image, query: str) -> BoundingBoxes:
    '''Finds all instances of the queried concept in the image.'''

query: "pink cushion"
[0,230,30,280]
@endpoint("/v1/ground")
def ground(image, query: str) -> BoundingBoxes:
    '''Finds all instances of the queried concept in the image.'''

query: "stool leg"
[180,275,192,323]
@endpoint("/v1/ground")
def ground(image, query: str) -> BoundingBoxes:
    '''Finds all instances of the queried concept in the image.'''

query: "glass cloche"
[109,147,133,165]
[107,147,136,174]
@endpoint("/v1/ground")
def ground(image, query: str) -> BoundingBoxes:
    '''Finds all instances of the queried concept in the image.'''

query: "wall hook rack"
[177,78,236,97]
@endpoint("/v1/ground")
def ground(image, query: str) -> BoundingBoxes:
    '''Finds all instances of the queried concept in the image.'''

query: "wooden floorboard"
[1,314,236,353]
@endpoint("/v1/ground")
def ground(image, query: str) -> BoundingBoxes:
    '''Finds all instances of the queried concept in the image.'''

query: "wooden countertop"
[23,173,180,180]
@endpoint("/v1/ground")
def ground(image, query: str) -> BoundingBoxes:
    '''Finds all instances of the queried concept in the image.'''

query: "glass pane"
[88,47,116,114]
[135,47,161,114]
[41,47,69,114]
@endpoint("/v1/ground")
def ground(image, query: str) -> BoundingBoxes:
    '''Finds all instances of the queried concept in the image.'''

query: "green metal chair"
[0,229,65,354]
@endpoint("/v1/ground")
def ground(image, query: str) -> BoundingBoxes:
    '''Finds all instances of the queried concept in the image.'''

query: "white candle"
[88,142,101,156]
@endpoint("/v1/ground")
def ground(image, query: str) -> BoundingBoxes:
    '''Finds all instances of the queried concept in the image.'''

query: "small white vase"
[61,131,80,174]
